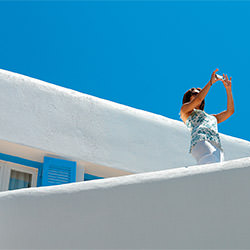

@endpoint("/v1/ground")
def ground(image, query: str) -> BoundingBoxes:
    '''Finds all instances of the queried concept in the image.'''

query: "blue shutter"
[42,156,76,186]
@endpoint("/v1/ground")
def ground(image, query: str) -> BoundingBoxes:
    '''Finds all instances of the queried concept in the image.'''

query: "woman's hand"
[221,73,232,90]
[210,68,221,85]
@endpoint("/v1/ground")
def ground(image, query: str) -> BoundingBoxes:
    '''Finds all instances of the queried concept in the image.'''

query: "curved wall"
[0,69,249,174]
[1,157,250,249]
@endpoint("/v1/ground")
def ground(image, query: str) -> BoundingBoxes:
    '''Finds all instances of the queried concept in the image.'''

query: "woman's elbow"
[230,108,235,115]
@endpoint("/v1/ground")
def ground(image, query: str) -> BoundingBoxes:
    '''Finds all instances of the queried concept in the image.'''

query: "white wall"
[0,68,250,174]
[1,157,250,249]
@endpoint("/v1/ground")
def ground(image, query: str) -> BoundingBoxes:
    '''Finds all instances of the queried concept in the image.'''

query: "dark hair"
[182,87,205,110]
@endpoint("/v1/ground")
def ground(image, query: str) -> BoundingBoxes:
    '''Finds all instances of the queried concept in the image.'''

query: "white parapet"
[1,157,250,249]
[0,68,249,174]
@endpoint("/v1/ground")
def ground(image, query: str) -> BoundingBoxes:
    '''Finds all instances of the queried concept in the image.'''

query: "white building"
[0,68,250,249]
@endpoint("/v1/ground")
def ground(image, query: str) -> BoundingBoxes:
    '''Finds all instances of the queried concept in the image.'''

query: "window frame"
[0,160,38,191]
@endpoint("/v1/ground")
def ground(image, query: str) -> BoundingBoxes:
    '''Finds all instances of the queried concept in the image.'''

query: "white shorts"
[191,140,224,165]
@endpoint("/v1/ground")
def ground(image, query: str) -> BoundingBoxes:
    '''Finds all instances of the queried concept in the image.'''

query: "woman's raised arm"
[181,68,220,115]
[211,74,234,124]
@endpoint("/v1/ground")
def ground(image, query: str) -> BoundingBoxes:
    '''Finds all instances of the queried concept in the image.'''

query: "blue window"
[0,152,43,187]
[42,156,76,186]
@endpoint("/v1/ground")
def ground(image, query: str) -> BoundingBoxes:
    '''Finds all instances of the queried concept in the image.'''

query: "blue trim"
[0,152,43,186]
[84,173,104,181]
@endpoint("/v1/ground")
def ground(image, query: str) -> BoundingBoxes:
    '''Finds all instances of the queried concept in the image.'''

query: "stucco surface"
[0,69,249,174]
[1,157,250,249]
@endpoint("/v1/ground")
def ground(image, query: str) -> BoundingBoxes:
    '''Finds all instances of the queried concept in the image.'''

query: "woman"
[180,68,234,165]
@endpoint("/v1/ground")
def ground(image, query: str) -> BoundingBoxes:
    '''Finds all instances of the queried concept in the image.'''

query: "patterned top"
[184,109,223,154]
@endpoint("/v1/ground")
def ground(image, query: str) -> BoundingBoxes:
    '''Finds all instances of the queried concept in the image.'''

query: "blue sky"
[0,1,249,142]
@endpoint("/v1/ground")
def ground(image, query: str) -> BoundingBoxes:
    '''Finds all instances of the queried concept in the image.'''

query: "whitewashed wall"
[1,157,250,249]
[0,68,249,174]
